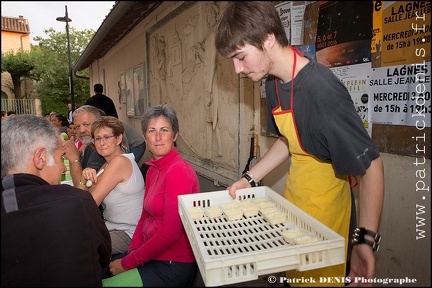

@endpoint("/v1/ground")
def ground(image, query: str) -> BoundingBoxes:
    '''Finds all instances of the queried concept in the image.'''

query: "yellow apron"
[272,48,351,287]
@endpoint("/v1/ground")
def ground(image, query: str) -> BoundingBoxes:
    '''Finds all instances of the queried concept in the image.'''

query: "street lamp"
[56,5,75,111]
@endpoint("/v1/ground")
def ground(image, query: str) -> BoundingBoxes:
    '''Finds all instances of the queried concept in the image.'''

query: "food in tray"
[253,198,276,209]
[259,206,279,217]
[238,199,259,217]
[252,198,267,204]
[264,211,287,225]
[188,206,204,219]
[281,228,304,244]
[222,201,241,210]
[257,202,285,225]
[238,199,254,208]
[242,205,259,217]
[223,208,243,221]
[205,206,222,219]
[239,198,254,205]
[294,235,321,244]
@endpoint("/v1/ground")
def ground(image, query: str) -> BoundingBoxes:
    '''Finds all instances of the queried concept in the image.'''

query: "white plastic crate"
[178,186,345,287]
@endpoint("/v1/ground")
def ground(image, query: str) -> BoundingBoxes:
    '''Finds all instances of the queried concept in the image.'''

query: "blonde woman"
[81,116,145,255]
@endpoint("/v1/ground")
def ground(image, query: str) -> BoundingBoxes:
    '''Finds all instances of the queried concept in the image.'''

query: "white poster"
[290,2,306,46]
[370,62,431,127]
[275,1,291,42]
[331,63,372,135]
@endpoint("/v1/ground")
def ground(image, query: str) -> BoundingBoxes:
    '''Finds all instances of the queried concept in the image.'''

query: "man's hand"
[347,244,375,287]
[227,177,250,199]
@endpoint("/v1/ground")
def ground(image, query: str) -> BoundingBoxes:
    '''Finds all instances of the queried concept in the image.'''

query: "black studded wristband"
[351,227,381,252]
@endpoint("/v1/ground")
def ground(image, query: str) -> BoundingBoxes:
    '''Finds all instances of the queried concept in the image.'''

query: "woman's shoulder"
[108,153,133,167]
[121,153,136,161]
[166,157,197,180]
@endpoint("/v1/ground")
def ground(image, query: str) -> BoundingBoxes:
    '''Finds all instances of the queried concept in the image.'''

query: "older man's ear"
[34,148,47,170]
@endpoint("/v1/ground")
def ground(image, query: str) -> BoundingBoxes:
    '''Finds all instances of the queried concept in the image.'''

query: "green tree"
[34,27,94,115]
[1,48,42,99]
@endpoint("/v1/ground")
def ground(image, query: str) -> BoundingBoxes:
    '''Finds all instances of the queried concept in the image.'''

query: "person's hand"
[227,177,250,199]
[109,259,126,276]
[63,139,80,161]
[346,244,375,286]
[82,168,97,185]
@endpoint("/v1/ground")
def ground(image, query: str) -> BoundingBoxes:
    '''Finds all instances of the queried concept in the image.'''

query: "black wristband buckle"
[241,172,256,187]
[352,227,381,252]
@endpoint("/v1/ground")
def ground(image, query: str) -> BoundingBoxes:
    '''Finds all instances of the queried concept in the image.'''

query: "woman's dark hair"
[55,114,70,127]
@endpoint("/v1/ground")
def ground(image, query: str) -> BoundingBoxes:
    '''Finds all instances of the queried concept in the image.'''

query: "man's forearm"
[357,156,385,232]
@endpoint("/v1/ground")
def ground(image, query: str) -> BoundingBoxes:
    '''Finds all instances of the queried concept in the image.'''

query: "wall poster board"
[260,1,431,158]
[120,63,147,118]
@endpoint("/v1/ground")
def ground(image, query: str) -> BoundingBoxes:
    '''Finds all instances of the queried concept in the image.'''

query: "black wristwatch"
[351,227,381,252]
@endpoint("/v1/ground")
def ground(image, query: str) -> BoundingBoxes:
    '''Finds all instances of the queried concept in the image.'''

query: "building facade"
[1,15,34,100]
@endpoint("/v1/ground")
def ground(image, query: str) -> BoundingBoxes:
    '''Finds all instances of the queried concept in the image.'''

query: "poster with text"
[275,2,291,43]
[316,1,373,67]
[331,63,372,135]
[291,2,306,46]
[370,61,431,127]
[376,1,431,67]
[371,1,384,68]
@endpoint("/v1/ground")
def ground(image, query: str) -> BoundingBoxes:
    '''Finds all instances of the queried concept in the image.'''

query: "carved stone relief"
[147,1,247,181]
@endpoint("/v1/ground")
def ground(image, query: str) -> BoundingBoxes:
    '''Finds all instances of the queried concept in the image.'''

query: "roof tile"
[1,16,30,34]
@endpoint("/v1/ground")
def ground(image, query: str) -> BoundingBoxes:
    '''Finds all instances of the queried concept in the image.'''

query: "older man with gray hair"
[1,114,111,286]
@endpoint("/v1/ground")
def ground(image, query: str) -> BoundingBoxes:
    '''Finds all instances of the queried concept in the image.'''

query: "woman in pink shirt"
[104,104,199,286]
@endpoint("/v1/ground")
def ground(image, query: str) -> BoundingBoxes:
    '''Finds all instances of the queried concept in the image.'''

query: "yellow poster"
[379,1,431,67]
[371,1,383,67]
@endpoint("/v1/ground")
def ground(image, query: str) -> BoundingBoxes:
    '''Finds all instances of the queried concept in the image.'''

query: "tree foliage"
[1,48,42,99]
[1,27,95,114]
[33,27,95,115]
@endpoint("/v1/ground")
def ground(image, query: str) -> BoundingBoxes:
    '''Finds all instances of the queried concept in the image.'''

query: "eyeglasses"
[92,135,116,144]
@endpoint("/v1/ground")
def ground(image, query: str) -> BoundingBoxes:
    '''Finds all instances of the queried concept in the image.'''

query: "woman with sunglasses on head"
[81,116,145,256]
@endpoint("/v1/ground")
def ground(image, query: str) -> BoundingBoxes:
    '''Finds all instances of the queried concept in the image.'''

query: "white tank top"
[102,153,145,238]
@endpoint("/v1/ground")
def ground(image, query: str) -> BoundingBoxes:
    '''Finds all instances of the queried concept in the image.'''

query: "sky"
[1,1,115,44]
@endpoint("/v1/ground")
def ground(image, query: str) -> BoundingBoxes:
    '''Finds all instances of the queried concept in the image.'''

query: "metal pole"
[64,5,75,111]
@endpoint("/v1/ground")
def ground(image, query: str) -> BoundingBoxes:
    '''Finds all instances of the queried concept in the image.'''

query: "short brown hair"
[91,116,124,137]
[215,2,289,57]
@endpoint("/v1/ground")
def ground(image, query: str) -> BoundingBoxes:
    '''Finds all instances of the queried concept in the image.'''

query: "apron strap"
[348,175,358,189]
